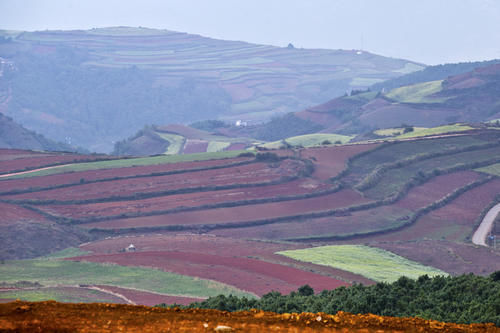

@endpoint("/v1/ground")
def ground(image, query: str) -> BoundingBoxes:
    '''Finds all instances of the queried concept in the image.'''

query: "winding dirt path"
[472,203,500,246]
[0,164,71,178]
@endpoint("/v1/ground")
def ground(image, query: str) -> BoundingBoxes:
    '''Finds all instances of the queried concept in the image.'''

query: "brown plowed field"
[0,149,48,161]
[1,301,496,332]
[300,143,379,180]
[84,189,369,230]
[8,160,300,201]
[68,251,348,296]
[40,179,333,219]
[0,157,251,194]
[225,142,248,151]
[91,285,204,306]
[80,234,374,285]
[0,203,47,225]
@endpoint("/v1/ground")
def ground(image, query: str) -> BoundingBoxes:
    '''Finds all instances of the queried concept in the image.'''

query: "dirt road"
[472,203,500,246]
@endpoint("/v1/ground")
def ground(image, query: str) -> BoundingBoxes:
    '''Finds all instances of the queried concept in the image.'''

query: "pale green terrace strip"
[2,150,247,179]
[277,245,448,283]
[476,163,500,176]
[0,259,255,299]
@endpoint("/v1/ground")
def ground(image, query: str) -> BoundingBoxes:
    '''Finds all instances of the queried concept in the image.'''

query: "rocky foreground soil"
[0,301,498,332]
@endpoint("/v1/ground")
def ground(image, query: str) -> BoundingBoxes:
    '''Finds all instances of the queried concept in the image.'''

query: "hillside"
[293,63,500,134]
[1,129,499,308]
[0,27,422,152]
[0,113,78,152]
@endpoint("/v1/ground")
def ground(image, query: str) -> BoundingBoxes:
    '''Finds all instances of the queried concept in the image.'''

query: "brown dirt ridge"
[1,301,497,332]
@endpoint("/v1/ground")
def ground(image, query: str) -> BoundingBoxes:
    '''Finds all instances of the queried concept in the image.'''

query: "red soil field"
[300,143,379,180]
[80,234,373,285]
[0,157,251,194]
[8,160,301,201]
[91,285,204,306]
[5,302,494,333]
[68,251,348,296]
[0,202,47,225]
[225,142,248,151]
[0,152,114,174]
[182,139,208,154]
[394,171,482,210]
[0,149,48,161]
[84,189,370,230]
[40,179,334,219]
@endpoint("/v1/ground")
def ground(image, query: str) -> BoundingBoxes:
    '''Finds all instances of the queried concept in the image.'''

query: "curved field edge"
[2,150,247,179]
[0,259,255,299]
[276,245,448,283]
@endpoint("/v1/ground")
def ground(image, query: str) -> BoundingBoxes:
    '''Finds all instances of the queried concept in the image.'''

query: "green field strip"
[277,245,448,283]
[3,151,246,179]
[285,133,353,147]
[0,288,118,303]
[395,124,473,139]
[385,80,448,103]
[374,127,427,137]
[156,133,185,155]
[0,259,254,299]
[207,141,231,152]
[476,163,500,176]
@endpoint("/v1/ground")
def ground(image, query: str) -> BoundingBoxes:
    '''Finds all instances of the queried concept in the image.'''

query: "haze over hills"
[0,26,422,152]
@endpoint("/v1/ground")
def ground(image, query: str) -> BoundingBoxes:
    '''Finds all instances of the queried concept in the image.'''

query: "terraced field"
[1,130,499,305]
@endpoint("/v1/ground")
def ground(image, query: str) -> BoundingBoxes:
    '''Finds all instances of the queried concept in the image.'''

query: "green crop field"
[385,80,448,103]
[284,133,353,147]
[4,150,247,179]
[156,133,185,154]
[374,127,426,137]
[0,259,254,299]
[207,141,231,152]
[277,245,447,283]
[395,124,473,139]
[476,163,500,176]
[0,287,118,303]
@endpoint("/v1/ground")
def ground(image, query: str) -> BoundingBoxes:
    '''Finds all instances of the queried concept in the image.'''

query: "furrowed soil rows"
[182,140,208,154]
[7,160,301,202]
[84,189,369,230]
[68,251,348,296]
[40,179,333,219]
[0,157,251,194]
[0,203,48,225]
[301,143,379,180]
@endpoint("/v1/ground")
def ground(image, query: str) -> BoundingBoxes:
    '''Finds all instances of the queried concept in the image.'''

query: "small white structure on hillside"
[126,244,136,252]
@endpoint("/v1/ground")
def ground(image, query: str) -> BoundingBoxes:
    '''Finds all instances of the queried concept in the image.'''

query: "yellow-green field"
[277,245,447,283]
[385,80,447,103]
[207,141,231,152]
[157,133,185,155]
[260,133,352,149]
[476,163,500,176]
[395,124,473,139]
[374,127,426,137]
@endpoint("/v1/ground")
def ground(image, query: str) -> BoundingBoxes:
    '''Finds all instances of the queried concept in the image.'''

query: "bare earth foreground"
[0,301,498,333]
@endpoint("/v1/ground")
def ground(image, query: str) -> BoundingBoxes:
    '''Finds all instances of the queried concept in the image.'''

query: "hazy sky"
[1,0,499,65]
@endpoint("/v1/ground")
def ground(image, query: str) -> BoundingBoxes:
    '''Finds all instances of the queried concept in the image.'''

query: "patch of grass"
[156,133,185,155]
[385,80,448,103]
[395,124,473,139]
[38,247,90,259]
[277,245,447,283]
[476,163,500,176]
[374,127,426,137]
[0,259,254,299]
[4,151,246,179]
[0,288,116,303]
[284,133,353,147]
[207,141,231,152]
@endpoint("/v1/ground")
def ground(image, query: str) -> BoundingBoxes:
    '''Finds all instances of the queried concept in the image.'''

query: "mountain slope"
[0,27,422,152]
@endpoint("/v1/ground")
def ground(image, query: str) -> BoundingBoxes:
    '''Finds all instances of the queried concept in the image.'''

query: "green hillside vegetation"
[207,141,231,152]
[385,80,447,103]
[183,272,500,325]
[284,133,353,147]
[395,124,473,139]
[0,258,253,299]
[253,113,325,141]
[277,245,447,283]
[4,150,246,179]
[0,288,117,303]
[374,127,426,137]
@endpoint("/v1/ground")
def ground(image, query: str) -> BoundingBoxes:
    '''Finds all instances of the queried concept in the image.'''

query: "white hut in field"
[126,244,136,252]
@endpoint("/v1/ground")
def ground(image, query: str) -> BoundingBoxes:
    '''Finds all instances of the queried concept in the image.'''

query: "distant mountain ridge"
[0,27,422,152]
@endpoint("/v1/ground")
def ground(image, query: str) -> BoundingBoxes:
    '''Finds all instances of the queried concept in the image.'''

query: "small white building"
[126,244,136,252]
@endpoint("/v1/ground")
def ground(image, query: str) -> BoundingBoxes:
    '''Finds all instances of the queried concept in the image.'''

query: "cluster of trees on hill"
[252,113,324,141]
[160,273,500,325]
